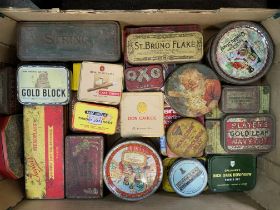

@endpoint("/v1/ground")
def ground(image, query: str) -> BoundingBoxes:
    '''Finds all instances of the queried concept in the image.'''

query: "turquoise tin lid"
[169,159,207,197]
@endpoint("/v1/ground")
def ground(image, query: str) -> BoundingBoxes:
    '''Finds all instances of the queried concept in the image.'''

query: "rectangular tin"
[73,102,118,135]
[205,120,226,154]
[72,63,81,91]
[17,65,70,105]
[69,92,79,132]
[120,92,164,137]
[222,114,275,154]
[78,62,123,105]
[205,106,225,120]
[18,21,121,62]
[208,155,256,192]
[65,135,104,199]
[24,106,64,199]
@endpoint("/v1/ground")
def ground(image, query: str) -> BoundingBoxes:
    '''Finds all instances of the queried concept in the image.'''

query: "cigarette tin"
[162,158,177,192]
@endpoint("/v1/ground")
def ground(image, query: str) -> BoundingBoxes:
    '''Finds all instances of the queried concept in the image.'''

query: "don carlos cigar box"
[24,106,65,199]
[65,136,104,199]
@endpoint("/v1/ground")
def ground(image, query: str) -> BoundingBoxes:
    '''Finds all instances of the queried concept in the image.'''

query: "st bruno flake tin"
[222,114,275,154]
[210,21,274,84]
[169,159,208,197]
[208,155,256,192]
[165,63,221,117]
[65,135,104,199]
[103,140,163,201]
[17,65,70,105]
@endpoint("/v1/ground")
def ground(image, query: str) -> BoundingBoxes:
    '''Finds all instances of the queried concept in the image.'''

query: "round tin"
[169,159,207,197]
[165,63,221,117]
[103,141,163,201]
[166,118,208,157]
[210,21,274,84]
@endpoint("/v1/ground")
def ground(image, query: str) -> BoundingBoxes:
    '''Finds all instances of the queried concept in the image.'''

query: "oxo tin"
[65,135,104,199]
[208,155,256,192]
[17,65,70,105]
[169,159,207,197]
[165,63,221,117]
[222,114,275,154]
[210,21,274,84]
[103,141,163,201]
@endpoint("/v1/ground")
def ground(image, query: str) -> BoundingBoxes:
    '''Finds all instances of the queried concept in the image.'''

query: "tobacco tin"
[162,157,177,192]
[205,106,225,120]
[72,63,81,91]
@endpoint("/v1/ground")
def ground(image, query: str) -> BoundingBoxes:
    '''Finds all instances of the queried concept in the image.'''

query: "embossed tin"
[120,92,164,138]
[103,140,163,201]
[222,114,275,154]
[208,155,256,192]
[165,63,221,117]
[24,106,64,199]
[78,62,123,105]
[162,157,177,192]
[17,65,70,105]
[65,135,104,199]
[169,159,207,197]
[18,21,121,62]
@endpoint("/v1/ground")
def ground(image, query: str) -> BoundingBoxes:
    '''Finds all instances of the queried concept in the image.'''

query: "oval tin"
[169,159,207,197]
[165,63,221,117]
[103,141,163,201]
[210,21,274,84]
[222,114,275,154]
[17,65,70,105]
[166,118,208,158]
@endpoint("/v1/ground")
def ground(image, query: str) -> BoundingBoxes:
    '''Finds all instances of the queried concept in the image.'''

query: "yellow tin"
[162,158,177,192]
[72,63,81,91]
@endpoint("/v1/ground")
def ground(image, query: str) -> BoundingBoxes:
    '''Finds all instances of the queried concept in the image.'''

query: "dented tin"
[103,141,163,201]
[78,62,123,105]
[65,135,104,199]
[18,21,121,62]
[24,106,64,199]
[162,158,177,192]
[17,65,70,105]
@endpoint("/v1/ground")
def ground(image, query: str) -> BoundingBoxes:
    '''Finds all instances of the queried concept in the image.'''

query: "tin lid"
[165,63,221,117]
[210,21,274,84]
[72,63,81,91]
[103,141,163,201]
[169,159,207,197]
[166,118,208,157]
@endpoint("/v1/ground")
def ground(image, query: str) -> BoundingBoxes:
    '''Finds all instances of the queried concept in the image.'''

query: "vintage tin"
[69,92,79,132]
[24,106,64,199]
[162,158,177,192]
[18,21,121,62]
[72,63,81,91]
[124,25,203,65]
[78,62,123,105]
[65,135,104,199]
[208,155,256,192]
[73,102,118,135]
[120,92,164,138]
[210,21,274,84]
[205,106,225,120]
[221,85,270,113]
[167,118,208,158]
[165,63,221,117]
[169,159,207,197]
[0,115,23,179]
[164,103,182,129]
[103,141,163,201]
[17,65,70,105]
[222,114,275,154]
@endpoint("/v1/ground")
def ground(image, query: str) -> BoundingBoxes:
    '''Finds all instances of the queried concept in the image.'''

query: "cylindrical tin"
[165,63,221,117]
[169,159,208,197]
[162,158,177,192]
[210,21,274,84]
[103,140,163,201]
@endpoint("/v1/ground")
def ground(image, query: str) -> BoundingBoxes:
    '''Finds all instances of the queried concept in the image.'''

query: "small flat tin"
[17,65,70,105]
[208,155,256,192]
[103,140,163,201]
[18,21,121,62]
[162,158,177,192]
[65,135,104,199]
[169,159,207,197]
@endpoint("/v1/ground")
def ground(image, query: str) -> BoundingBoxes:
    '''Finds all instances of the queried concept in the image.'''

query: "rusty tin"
[65,135,104,199]
[124,25,203,65]
[17,65,70,105]
[18,21,121,62]
[24,106,65,199]
[0,115,23,179]
[103,140,163,201]
[222,114,275,154]
[120,92,164,138]
[78,62,123,105]
[165,63,221,117]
